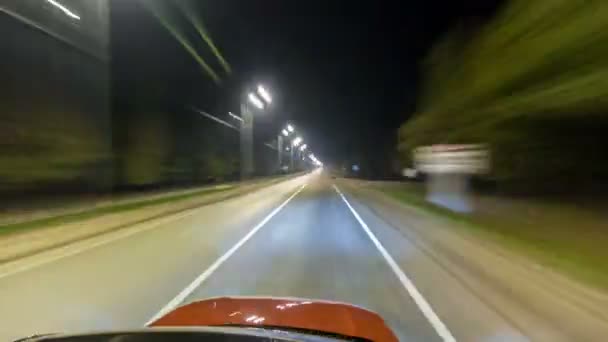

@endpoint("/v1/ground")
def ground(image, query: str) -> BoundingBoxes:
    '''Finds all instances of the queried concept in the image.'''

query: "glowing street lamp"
[257,85,272,104]
[241,84,275,179]
[248,93,264,109]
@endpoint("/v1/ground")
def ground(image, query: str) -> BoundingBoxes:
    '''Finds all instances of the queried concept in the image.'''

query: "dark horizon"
[111,0,504,169]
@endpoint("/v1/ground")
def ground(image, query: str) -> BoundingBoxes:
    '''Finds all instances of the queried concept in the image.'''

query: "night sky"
[113,0,502,171]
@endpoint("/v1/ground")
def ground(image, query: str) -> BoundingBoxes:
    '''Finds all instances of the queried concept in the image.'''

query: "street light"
[278,124,298,173]
[308,153,322,167]
[241,84,272,180]
[277,122,316,173]
[248,93,264,109]
[257,85,272,104]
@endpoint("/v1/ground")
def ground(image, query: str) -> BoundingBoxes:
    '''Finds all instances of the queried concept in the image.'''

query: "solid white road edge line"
[145,183,308,325]
[333,184,457,342]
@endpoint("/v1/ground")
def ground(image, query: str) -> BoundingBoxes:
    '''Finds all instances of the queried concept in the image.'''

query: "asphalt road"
[1,171,605,341]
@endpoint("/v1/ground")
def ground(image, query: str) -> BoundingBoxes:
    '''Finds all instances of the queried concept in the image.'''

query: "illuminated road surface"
[0,172,606,341]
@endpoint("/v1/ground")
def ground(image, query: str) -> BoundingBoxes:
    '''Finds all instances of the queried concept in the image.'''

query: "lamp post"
[240,103,254,180]
[240,85,271,180]
[278,124,298,173]
[277,128,289,173]
[291,136,303,171]
[275,124,317,173]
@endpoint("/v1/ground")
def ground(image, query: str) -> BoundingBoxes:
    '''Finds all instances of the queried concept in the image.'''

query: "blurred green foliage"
[399,0,608,193]
[0,9,112,194]
[0,110,110,192]
[0,0,266,198]
[203,153,238,181]
[122,111,171,186]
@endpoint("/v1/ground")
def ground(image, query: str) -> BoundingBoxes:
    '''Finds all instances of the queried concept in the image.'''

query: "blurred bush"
[0,1,283,198]
[121,111,172,186]
[0,5,112,195]
[399,0,608,194]
[0,109,110,193]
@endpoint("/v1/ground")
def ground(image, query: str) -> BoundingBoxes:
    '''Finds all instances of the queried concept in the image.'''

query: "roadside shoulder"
[337,179,608,340]
[0,174,303,264]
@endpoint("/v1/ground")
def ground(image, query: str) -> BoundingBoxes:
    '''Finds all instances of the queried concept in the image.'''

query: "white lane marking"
[145,184,308,325]
[333,184,457,342]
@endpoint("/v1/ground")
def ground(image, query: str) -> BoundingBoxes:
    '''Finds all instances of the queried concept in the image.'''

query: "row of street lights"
[237,84,322,178]
[276,122,322,171]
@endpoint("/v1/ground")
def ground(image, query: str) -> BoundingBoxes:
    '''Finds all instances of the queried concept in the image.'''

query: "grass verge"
[375,184,608,292]
[0,185,234,237]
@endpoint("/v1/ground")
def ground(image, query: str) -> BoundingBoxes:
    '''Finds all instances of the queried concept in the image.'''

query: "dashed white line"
[333,184,457,342]
[145,184,307,325]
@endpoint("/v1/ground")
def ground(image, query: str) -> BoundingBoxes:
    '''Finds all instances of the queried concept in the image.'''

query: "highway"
[1,171,607,341]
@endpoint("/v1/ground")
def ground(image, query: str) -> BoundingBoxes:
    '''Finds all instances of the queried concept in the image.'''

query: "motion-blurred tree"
[122,110,172,187]
[0,108,109,192]
[399,0,608,194]
[120,85,172,187]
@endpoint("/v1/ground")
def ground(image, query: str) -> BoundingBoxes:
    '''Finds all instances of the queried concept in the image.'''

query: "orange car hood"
[149,296,398,342]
